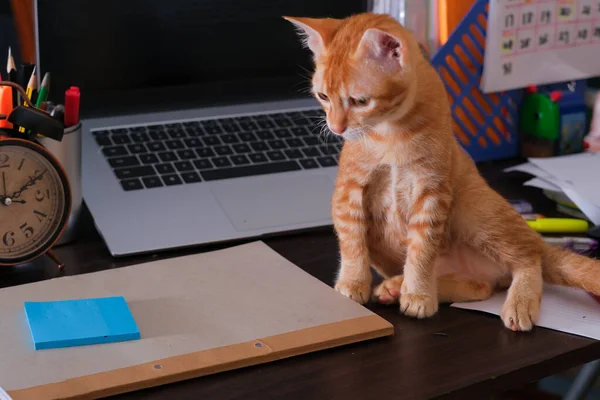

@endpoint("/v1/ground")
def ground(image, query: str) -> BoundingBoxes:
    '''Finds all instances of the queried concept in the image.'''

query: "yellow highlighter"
[527,218,589,233]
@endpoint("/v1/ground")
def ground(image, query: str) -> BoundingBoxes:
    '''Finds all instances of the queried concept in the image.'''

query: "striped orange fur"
[285,12,600,332]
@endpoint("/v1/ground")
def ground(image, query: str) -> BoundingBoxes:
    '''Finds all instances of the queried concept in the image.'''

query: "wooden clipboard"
[0,242,393,399]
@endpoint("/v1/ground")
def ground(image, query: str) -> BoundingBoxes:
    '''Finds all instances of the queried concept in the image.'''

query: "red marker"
[64,86,80,127]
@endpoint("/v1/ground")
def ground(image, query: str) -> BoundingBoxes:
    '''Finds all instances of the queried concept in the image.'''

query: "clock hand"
[0,172,9,205]
[10,169,48,199]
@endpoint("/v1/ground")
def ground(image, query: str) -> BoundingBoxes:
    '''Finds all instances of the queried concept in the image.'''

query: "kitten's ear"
[356,28,405,70]
[283,16,340,58]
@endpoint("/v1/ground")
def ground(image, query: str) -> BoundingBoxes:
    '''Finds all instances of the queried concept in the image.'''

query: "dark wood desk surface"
[2,160,600,400]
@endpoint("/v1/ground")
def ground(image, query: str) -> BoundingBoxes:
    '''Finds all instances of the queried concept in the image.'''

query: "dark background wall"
[1,2,24,69]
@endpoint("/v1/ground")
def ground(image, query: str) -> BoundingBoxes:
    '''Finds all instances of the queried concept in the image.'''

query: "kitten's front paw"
[501,293,541,331]
[335,281,371,304]
[400,293,438,319]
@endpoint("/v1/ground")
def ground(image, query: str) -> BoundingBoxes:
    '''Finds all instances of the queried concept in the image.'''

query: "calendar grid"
[481,0,600,93]
[552,0,559,51]
[535,0,541,55]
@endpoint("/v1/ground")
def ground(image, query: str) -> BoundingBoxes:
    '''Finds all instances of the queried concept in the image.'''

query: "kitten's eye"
[350,97,370,106]
[317,92,329,101]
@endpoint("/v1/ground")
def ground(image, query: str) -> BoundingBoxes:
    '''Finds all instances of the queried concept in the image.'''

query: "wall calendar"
[481,0,600,93]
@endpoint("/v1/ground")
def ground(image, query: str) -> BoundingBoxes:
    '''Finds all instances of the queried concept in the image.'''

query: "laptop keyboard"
[91,109,342,191]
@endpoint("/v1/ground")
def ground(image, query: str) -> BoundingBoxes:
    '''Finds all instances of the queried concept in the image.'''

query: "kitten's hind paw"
[372,275,404,304]
[335,281,371,304]
[400,293,439,319]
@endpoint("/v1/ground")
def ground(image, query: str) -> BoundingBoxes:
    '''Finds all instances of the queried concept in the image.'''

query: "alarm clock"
[0,81,72,268]
[0,137,71,266]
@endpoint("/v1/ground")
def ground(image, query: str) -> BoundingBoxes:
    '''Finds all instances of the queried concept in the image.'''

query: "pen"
[35,72,50,108]
[6,47,17,108]
[527,218,589,233]
[64,86,80,127]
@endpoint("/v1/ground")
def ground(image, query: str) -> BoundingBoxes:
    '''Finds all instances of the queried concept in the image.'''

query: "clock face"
[0,139,70,265]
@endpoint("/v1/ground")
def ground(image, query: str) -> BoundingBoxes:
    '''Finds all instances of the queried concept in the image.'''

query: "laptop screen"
[35,0,371,118]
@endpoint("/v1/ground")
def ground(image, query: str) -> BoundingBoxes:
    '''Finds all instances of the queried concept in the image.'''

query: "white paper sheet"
[504,162,554,179]
[545,179,600,225]
[529,152,600,182]
[0,387,13,400]
[524,177,562,191]
[452,284,600,340]
[481,0,600,93]
[505,158,600,225]
[529,153,600,207]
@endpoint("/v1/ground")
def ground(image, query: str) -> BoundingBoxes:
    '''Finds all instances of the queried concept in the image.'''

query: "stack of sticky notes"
[24,296,140,350]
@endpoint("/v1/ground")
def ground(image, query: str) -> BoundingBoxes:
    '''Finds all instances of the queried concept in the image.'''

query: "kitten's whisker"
[297,65,314,77]
[317,117,333,145]
[310,119,327,134]
[314,120,327,132]
[295,87,313,95]
[321,129,332,146]
[319,124,329,141]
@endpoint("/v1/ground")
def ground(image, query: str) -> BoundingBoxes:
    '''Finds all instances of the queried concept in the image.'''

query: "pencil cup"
[39,122,82,245]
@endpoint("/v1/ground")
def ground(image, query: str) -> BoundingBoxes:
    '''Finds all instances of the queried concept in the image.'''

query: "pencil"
[20,63,35,91]
[6,47,17,108]
[35,72,50,108]
[25,65,37,105]
[19,65,37,132]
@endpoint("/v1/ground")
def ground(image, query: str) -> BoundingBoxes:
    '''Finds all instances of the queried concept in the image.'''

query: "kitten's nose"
[330,124,347,135]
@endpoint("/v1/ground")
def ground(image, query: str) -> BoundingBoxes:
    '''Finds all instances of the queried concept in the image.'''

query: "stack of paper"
[505,152,600,226]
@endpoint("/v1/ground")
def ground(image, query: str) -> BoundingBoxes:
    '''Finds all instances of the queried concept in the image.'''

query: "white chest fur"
[365,164,419,228]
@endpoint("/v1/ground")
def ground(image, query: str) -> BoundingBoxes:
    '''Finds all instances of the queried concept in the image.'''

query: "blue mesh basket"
[429,0,585,162]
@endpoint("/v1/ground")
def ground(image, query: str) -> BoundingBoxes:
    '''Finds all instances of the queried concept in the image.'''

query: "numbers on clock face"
[35,189,50,202]
[20,222,34,238]
[0,141,68,264]
[2,231,15,247]
[0,154,9,169]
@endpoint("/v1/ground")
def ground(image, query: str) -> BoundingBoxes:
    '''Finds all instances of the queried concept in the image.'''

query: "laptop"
[34,0,371,256]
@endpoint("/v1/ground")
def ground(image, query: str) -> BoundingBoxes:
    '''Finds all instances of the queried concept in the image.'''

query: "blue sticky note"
[24,296,140,350]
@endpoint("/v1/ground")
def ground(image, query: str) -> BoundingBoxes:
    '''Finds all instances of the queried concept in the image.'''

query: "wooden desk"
[2,160,599,400]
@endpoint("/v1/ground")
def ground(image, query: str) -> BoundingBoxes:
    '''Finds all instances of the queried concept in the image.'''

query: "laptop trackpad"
[211,175,334,232]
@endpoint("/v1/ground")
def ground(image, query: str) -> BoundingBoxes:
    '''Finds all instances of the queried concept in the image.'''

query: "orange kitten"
[284,13,600,331]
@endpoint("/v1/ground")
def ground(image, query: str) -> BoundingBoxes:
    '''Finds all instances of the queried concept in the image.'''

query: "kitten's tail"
[542,243,600,295]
